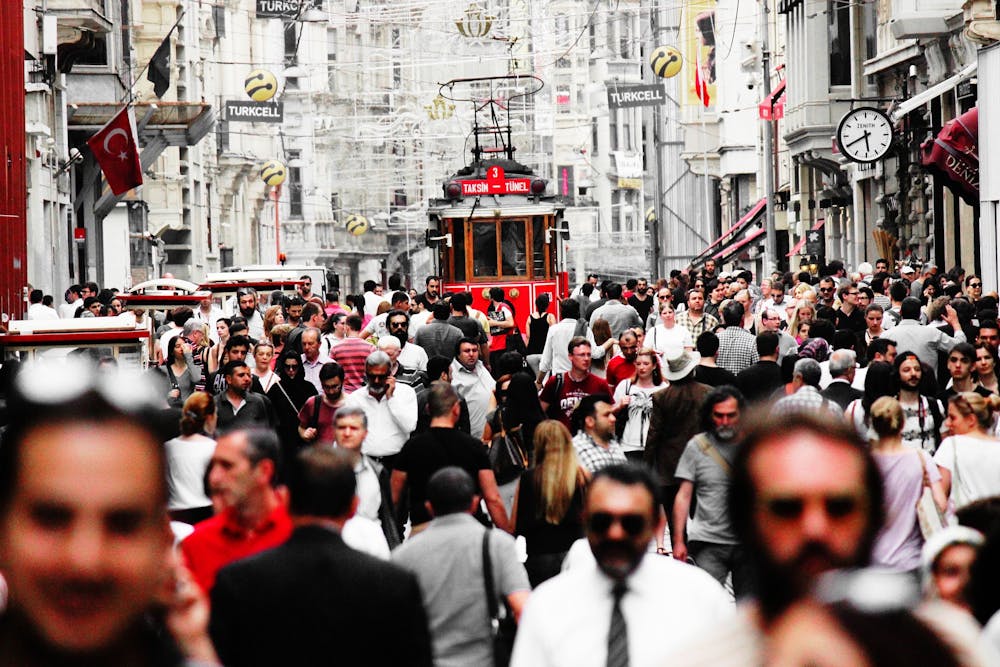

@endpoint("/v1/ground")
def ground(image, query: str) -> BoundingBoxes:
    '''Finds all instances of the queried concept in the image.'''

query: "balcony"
[47,0,112,33]
[889,0,964,38]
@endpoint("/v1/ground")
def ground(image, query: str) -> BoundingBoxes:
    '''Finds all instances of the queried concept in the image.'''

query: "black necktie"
[607,581,629,667]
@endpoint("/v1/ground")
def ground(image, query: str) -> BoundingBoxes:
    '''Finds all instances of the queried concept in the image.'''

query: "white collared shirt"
[450,359,496,440]
[342,382,418,457]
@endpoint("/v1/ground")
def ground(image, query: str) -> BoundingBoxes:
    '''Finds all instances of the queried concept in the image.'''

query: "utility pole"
[760,0,776,273]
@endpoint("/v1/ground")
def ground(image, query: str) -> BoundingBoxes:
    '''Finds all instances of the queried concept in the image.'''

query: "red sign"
[459,165,531,196]
[73,227,86,242]
[920,107,978,206]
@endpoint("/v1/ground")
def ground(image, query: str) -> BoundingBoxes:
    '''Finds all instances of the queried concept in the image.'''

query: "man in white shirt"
[449,338,497,440]
[58,284,83,318]
[343,351,418,465]
[193,296,225,343]
[26,289,59,321]
[511,464,731,667]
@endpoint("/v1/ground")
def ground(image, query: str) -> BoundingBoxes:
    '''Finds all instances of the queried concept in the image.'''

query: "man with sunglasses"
[816,277,838,309]
[342,351,418,470]
[511,464,730,666]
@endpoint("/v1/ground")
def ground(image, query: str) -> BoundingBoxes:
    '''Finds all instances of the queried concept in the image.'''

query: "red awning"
[714,227,765,262]
[786,218,827,257]
[692,197,767,265]
[920,107,978,206]
[759,79,786,120]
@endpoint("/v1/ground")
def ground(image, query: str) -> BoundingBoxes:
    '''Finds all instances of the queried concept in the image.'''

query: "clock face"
[836,107,893,163]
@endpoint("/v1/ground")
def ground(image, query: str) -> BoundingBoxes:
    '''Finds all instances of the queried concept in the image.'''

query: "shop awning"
[920,107,978,206]
[691,196,767,266]
[714,226,765,263]
[786,218,827,257]
[759,79,786,120]
[890,62,977,122]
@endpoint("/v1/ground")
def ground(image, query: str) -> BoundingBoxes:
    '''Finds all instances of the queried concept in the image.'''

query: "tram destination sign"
[459,178,531,196]
[607,83,666,109]
[225,101,284,123]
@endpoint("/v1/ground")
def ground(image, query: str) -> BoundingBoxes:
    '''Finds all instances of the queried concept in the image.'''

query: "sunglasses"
[819,287,834,292]
[283,364,301,371]
[587,512,648,537]
[760,494,864,521]
[970,283,982,288]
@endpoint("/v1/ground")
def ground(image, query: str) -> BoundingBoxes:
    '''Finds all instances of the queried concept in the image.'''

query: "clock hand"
[864,132,871,153]
[845,130,870,148]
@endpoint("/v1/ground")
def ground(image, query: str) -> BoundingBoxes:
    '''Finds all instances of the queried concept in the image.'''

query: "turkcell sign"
[607,84,666,109]
[226,101,284,123]
[460,178,531,196]
[256,0,300,19]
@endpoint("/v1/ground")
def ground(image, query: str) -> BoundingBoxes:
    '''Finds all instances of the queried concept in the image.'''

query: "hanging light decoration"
[455,2,494,38]
[425,95,455,120]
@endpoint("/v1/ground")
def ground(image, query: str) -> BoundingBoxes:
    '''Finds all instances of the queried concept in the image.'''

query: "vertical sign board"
[556,165,575,204]
[0,1,27,319]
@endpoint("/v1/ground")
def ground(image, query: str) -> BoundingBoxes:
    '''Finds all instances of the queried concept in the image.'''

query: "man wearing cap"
[645,347,712,538]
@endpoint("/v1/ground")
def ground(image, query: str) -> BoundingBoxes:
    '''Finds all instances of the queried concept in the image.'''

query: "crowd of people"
[3,259,1000,665]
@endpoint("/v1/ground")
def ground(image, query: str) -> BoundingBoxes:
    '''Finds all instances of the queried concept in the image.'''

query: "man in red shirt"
[539,337,612,430]
[181,428,292,592]
[605,329,640,390]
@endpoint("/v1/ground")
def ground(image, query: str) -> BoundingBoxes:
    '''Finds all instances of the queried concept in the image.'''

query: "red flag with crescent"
[86,106,143,195]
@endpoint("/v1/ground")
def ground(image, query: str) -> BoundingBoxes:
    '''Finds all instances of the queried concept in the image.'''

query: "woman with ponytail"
[934,392,1000,510]
[164,391,217,525]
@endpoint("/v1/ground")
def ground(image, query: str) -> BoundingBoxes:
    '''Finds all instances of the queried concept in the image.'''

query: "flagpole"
[121,8,186,103]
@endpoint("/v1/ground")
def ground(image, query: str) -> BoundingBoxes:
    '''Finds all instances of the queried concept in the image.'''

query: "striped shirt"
[329,337,376,394]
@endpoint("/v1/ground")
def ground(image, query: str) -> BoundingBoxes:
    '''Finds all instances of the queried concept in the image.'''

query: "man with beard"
[510,464,730,666]
[421,275,441,306]
[237,287,265,340]
[894,352,944,453]
[215,360,277,431]
[297,362,345,447]
[677,288,719,341]
[672,387,753,597]
[387,310,428,372]
[605,330,639,391]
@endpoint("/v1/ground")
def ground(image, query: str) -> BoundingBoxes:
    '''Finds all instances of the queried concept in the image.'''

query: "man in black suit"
[209,447,433,667]
[821,348,864,410]
[735,332,784,404]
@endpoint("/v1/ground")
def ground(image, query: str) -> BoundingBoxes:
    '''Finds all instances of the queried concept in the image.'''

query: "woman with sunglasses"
[266,349,318,458]
[934,392,1000,511]
[867,396,946,573]
[511,419,588,587]
[974,343,999,395]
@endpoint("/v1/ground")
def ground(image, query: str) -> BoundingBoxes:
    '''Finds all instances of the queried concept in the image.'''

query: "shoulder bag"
[482,530,516,667]
[489,408,528,485]
[915,450,948,538]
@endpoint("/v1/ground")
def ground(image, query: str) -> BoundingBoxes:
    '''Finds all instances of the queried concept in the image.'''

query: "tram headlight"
[530,178,547,196]
[445,181,462,201]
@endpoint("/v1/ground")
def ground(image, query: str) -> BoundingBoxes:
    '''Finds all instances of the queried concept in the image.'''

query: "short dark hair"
[696,331,720,357]
[29,289,43,304]
[426,275,439,286]
[225,334,251,352]
[287,446,356,518]
[756,331,780,357]
[391,291,409,305]
[701,385,746,431]
[426,355,451,380]
[606,283,623,300]
[432,301,451,320]
[889,281,909,303]
[489,287,505,302]
[222,359,249,377]
[567,336,591,356]
[590,464,662,521]
[319,361,345,382]
[950,342,976,362]
[301,302,323,322]
[345,314,363,332]
[559,298,580,320]
[900,297,922,320]
[570,393,613,434]
[721,301,744,326]
[867,337,895,362]
[427,466,477,515]
[363,280,377,292]
[865,304,884,317]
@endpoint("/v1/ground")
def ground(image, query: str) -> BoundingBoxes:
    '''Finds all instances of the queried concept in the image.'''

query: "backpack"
[545,372,565,420]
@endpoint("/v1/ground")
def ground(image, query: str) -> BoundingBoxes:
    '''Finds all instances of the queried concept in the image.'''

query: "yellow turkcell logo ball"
[346,213,369,236]
[245,69,278,102]
[259,160,286,187]
[649,45,683,79]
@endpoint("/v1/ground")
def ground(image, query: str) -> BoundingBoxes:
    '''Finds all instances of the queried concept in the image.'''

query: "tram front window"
[473,223,498,276]
[501,219,527,277]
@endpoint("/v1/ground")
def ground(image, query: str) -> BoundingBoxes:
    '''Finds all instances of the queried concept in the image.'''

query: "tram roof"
[427,196,564,219]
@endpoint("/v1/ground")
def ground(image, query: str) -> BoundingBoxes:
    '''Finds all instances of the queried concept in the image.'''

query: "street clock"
[836,107,894,163]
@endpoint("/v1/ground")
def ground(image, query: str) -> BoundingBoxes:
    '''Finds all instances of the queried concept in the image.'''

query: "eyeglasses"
[587,512,648,537]
[847,291,859,296]
[658,294,671,300]
[819,287,834,292]
[970,283,982,288]
[759,493,865,521]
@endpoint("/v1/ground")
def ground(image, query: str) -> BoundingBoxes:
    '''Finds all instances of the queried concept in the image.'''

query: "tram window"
[473,223,498,277]
[453,219,466,281]
[532,216,546,278]
[501,219,527,277]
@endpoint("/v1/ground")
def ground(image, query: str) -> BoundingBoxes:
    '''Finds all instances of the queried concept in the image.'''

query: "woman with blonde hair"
[788,302,815,345]
[512,419,588,587]
[934,392,1000,510]
[164,392,217,525]
[868,396,947,573]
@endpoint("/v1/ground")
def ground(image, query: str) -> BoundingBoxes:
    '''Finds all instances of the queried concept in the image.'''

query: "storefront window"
[828,0,851,86]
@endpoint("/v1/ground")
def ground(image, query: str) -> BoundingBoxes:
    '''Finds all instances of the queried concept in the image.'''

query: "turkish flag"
[86,106,143,195]
[694,62,710,108]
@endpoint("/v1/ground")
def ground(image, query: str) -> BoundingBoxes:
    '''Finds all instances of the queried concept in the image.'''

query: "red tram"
[426,75,568,319]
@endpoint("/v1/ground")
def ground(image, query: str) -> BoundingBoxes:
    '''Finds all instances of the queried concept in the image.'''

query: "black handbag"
[489,409,528,485]
[505,326,527,355]
[482,530,517,667]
